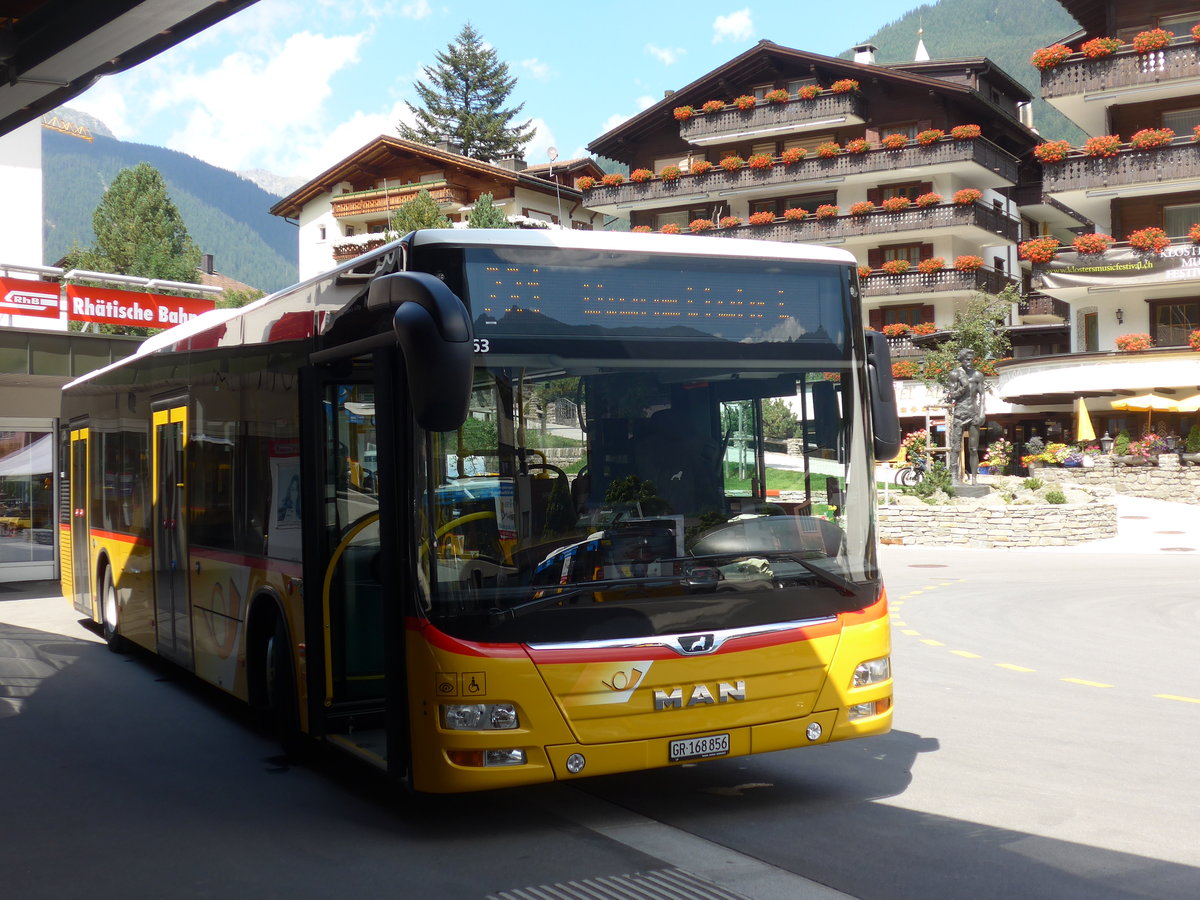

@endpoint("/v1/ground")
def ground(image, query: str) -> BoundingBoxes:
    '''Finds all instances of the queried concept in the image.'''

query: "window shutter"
[868,247,884,269]
[921,304,935,323]
[917,181,933,195]
[919,242,934,260]
[866,187,882,205]
[865,127,880,143]
[868,308,883,329]
[917,119,932,132]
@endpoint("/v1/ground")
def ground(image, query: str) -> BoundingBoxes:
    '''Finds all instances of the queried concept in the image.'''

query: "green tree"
[216,287,265,310]
[761,398,800,440]
[388,188,453,233]
[399,23,534,161]
[919,286,1015,388]
[467,193,510,228]
[64,162,204,335]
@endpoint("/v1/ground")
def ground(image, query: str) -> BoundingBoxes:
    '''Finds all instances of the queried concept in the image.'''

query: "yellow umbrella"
[1110,393,1180,427]
[1176,393,1200,413]
[1075,397,1095,442]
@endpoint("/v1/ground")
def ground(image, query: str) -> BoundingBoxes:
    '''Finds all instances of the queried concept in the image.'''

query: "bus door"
[68,426,92,616]
[152,401,193,669]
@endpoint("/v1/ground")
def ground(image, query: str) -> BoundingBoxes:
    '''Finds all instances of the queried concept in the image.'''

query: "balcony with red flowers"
[677,92,867,146]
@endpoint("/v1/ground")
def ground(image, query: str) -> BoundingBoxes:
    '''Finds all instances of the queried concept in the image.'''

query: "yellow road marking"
[901,629,920,636]
[1062,678,1114,688]
[996,663,1035,672]
[891,620,907,627]
[1155,694,1200,704]
[920,639,944,647]
[950,650,981,658]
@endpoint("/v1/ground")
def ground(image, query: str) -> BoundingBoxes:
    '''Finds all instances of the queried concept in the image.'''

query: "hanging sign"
[1036,244,1200,290]
[66,284,215,328]
[0,277,62,319]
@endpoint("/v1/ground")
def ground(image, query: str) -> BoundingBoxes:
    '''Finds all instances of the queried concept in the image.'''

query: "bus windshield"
[418,356,878,645]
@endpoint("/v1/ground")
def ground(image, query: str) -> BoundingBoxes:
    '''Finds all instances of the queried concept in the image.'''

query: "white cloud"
[636,95,656,111]
[523,118,558,166]
[149,30,371,172]
[645,44,685,65]
[521,58,551,79]
[400,0,431,19]
[713,8,754,43]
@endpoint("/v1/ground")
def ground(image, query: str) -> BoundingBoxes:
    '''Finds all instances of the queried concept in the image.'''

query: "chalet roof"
[523,157,605,177]
[587,39,1035,160]
[1051,0,1101,38]
[269,135,580,219]
[887,57,1032,104]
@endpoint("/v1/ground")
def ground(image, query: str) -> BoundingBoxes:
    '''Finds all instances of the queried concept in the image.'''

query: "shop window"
[1150,299,1200,346]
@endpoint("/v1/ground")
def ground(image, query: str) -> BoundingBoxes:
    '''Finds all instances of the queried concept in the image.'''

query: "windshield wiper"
[789,556,857,596]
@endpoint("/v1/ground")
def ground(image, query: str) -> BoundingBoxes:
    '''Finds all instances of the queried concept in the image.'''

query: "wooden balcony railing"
[708,201,1020,244]
[1041,41,1200,100]
[1018,292,1070,322]
[587,138,1019,207]
[860,267,1016,299]
[1041,141,1200,194]
[330,182,471,218]
[678,93,867,143]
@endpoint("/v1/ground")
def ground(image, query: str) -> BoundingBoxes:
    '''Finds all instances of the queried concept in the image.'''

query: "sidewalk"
[1024,494,1200,555]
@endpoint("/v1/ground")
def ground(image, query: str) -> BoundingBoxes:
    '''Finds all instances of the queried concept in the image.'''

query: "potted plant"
[881,259,911,275]
[857,265,872,279]
[984,438,1013,475]
[689,218,715,233]
[815,141,841,158]
[1189,328,1200,350]
[718,215,742,229]
[1115,333,1153,351]
[701,100,725,114]
[881,322,911,337]
[1182,424,1200,466]
[747,153,774,170]
[845,138,871,154]
[659,164,681,182]
[1034,140,1072,162]
[780,147,807,165]
[576,176,596,190]
[950,124,982,140]
[1031,44,1072,70]
[815,204,840,219]
[916,257,945,274]
[660,222,681,234]
[763,88,790,104]
[690,159,714,175]
[1022,436,1046,469]
[1132,28,1173,54]
[600,172,625,186]
[1018,236,1060,263]
[881,133,909,149]
[881,196,911,212]
[953,188,982,205]
[1189,224,1200,244]
[911,321,938,335]
[849,200,875,216]
[1130,432,1169,464]
[1073,232,1114,254]
[673,105,696,122]
[733,94,756,110]
[916,128,945,145]
[1081,37,1122,58]
[783,206,809,221]
[1130,127,1175,149]
[915,191,943,207]
[891,359,918,379]
[830,78,859,93]
[719,155,744,172]
[631,225,652,233]
[1127,226,1170,253]
[630,168,654,183]
[796,84,823,100]
[748,211,775,226]
[954,255,984,271]
[1083,134,1122,157]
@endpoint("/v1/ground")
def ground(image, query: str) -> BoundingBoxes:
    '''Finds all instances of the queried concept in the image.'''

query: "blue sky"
[70,0,933,179]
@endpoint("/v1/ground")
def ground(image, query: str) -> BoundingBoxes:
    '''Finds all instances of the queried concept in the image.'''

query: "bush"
[1045,489,1067,505]
[910,461,954,498]
[1186,424,1200,454]
[1113,430,1131,455]
[1023,477,1044,491]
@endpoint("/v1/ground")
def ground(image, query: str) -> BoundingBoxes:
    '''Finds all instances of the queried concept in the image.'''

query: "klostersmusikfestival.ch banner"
[1035,244,1200,290]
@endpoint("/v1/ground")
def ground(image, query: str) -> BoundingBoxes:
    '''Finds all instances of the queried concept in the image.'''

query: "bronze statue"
[945,348,986,484]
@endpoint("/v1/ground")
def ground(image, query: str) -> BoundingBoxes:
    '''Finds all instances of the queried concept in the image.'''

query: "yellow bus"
[61,229,900,792]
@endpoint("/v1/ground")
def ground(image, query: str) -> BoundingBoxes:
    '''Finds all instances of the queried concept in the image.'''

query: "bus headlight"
[441,702,520,730]
[852,656,891,688]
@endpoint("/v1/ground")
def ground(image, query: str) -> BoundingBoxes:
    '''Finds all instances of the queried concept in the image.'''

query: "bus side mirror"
[865,330,902,461]
[370,272,474,432]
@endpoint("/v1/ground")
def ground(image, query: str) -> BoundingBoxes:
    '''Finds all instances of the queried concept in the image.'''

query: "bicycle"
[894,454,929,487]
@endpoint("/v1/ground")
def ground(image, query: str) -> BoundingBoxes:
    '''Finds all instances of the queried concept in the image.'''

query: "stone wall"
[1031,455,1200,504]
[878,501,1118,548]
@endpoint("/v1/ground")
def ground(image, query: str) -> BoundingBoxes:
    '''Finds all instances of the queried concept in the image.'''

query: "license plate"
[669,733,730,762]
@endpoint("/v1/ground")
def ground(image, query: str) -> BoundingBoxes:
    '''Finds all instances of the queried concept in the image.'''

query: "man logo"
[679,633,715,654]
[654,681,746,710]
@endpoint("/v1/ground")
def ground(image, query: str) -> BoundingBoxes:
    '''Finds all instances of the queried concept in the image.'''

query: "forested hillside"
[845,0,1085,143]
[43,128,298,292]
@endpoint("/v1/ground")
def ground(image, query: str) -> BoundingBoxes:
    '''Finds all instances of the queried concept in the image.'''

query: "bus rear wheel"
[101,567,128,653]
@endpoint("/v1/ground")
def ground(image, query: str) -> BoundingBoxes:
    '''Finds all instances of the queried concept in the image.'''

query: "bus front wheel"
[101,567,128,653]
[263,614,305,759]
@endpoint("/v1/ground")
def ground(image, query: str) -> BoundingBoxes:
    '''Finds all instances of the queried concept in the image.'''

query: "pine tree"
[388,189,453,234]
[467,193,510,228]
[85,162,202,283]
[399,23,534,161]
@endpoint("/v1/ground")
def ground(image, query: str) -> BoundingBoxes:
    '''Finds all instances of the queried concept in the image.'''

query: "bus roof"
[64,229,856,390]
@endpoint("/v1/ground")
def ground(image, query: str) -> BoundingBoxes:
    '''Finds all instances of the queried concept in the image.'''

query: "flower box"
[673,106,696,122]
[763,89,790,104]
[950,124,981,140]
[830,79,859,93]
[689,218,715,233]
[576,176,596,190]
[954,255,984,271]
[881,196,911,212]
[796,84,823,100]
[1083,135,1122,158]
[815,141,841,158]
[718,215,742,229]
[701,100,725,114]
[849,200,875,216]
[845,138,871,154]
[747,153,773,170]
[1034,140,1072,163]
[916,129,944,145]
[1018,236,1060,263]
[629,168,654,183]
[783,207,809,221]
[1132,28,1173,54]
[780,146,807,165]
[881,260,911,275]
[1072,232,1114,254]
[1127,226,1170,253]
[733,95,756,110]
[1081,37,1122,58]
[915,192,943,207]
[916,257,945,274]
[690,160,713,175]
[1130,127,1174,149]
[748,211,775,226]
[952,188,981,205]
[1031,44,1072,70]
[659,164,681,182]
[881,133,909,149]
[1115,332,1153,351]
[719,155,744,172]
[815,204,840,219]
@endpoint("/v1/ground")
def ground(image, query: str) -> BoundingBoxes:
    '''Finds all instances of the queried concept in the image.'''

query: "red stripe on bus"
[190,546,303,578]
[89,529,148,545]
[405,619,530,658]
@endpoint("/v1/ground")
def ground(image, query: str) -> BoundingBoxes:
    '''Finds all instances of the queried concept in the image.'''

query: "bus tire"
[101,566,129,653]
[264,614,306,760]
